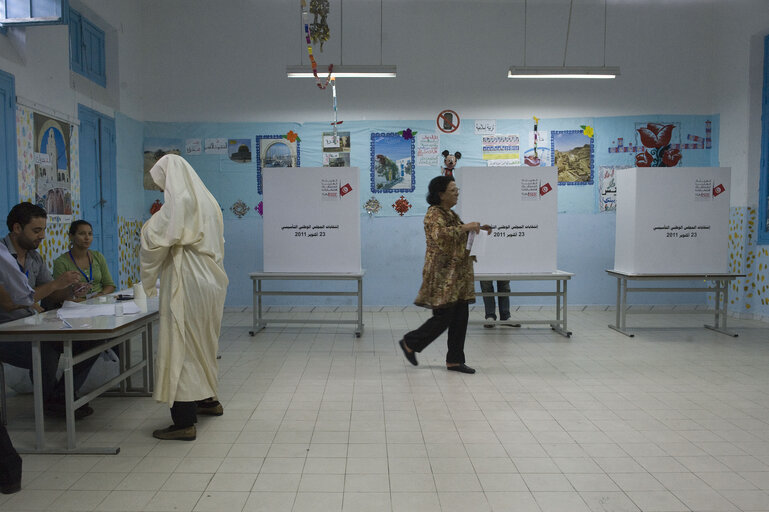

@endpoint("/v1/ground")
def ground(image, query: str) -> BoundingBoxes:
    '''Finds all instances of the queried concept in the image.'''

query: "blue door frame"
[0,69,18,216]
[78,104,118,283]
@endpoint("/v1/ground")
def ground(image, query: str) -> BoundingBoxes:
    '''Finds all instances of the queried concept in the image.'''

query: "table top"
[474,270,574,281]
[0,296,159,339]
[606,269,745,280]
[250,271,366,279]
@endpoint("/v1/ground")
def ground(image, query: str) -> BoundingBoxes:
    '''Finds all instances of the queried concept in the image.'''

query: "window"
[0,0,67,26]
[759,34,769,244]
[68,7,105,87]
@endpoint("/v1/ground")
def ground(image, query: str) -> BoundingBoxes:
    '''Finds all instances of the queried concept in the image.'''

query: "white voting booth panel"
[614,167,730,274]
[263,167,361,273]
[456,166,558,273]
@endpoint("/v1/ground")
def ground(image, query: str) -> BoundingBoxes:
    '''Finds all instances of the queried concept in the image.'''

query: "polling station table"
[605,269,744,337]
[249,272,365,337]
[473,271,574,338]
[0,297,158,454]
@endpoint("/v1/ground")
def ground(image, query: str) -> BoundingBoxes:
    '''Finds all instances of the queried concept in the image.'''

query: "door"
[78,104,118,283]
[0,69,17,215]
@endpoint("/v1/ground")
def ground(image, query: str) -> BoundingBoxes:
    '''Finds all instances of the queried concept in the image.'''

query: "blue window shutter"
[1,0,68,26]
[82,17,105,86]
[758,34,769,244]
[68,7,83,74]
[68,6,105,87]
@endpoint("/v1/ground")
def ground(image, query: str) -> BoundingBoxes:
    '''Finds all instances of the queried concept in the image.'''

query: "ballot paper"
[469,230,489,259]
[56,300,141,319]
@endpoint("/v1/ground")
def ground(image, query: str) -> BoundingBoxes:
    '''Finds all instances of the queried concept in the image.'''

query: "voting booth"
[456,166,558,273]
[263,167,361,273]
[614,167,730,274]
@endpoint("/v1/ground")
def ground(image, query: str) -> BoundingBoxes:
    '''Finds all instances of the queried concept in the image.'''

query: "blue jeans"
[480,281,510,320]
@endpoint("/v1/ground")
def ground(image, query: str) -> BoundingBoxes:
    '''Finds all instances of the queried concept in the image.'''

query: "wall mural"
[33,113,72,219]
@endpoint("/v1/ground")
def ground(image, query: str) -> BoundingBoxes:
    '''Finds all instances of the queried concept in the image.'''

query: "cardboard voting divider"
[263,167,361,273]
[456,166,558,273]
[614,167,730,274]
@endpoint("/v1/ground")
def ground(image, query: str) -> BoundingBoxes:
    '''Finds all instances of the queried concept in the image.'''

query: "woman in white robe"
[140,154,229,441]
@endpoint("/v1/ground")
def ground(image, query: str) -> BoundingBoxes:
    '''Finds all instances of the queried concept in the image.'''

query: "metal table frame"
[474,271,574,338]
[0,301,157,454]
[605,269,744,337]
[249,272,365,337]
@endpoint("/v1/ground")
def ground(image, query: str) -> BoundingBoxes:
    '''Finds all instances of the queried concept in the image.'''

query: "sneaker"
[500,317,521,327]
[484,316,496,328]
[152,425,196,441]
[196,400,224,416]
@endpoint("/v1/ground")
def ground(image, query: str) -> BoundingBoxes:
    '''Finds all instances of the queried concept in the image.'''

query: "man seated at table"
[0,202,98,419]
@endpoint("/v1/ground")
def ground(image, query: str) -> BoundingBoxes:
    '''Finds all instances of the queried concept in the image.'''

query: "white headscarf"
[148,154,223,258]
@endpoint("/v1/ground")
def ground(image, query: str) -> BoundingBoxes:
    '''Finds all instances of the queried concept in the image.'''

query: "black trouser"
[170,401,197,428]
[170,398,218,427]
[0,425,21,490]
[0,341,97,403]
[403,302,469,364]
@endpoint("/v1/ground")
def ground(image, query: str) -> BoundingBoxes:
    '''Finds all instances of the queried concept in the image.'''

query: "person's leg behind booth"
[480,281,496,327]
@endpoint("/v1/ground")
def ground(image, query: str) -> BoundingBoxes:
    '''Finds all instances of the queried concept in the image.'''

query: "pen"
[61,318,73,329]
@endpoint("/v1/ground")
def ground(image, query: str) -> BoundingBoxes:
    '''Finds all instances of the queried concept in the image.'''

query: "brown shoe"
[152,425,196,441]
[196,400,224,416]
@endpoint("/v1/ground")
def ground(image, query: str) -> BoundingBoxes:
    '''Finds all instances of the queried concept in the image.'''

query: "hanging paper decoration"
[255,201,263,217]
[398,128,416,141]
[330,78,345,139]
[309,0,330,49]
[392,196,412,216]
[581,125,594,138]
[364,197,382,216]
[230,200,249,218]
[525,116,542,167]
[301,0,334,90]
[150,199,162,215]
[284,130,301,143]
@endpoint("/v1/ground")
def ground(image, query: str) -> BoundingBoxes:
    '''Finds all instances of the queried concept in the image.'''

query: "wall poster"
[551,130,594,185]
[34,112,72,218]
[256,135,300,195]
[143,138,182,191]
[370,132,415,194]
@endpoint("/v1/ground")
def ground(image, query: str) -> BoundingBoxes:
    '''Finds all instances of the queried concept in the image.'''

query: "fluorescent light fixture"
[508,66,620,79]
[286,65,396,78]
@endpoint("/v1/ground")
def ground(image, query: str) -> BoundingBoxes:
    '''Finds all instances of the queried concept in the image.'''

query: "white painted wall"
[137,0,719,122]
[711,0,769,208]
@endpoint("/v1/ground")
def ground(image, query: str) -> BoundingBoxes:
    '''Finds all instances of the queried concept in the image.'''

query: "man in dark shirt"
[0,203,95,418]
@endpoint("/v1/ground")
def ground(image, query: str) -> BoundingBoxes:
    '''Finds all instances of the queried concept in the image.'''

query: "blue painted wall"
[130,114,719,307]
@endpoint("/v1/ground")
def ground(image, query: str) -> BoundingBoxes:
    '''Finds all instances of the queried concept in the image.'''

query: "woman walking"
[398,176,490,374]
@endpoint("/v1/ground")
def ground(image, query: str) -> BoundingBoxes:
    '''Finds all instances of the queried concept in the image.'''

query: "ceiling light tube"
[286,65,396,78]
[508,66,620,79]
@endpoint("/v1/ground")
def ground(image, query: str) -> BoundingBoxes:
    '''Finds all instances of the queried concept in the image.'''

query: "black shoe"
[484,316,496,329]
[399,339,418,366]
[44,401,94,420]
[447,364,476,374]
[153,425,196,441]
[0,454,21,494]
[196,400,224,416]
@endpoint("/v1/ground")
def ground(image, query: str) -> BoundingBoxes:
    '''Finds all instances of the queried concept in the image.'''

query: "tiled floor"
[2,306,769,512]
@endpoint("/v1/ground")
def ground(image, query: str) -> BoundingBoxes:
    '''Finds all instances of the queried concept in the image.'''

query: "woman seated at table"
[53,220,116,300]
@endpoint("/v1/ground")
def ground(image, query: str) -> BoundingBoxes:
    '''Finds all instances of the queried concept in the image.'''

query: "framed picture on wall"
[551,130,594,185]
[34,113,72,219]
[370,132,416,194]
[256,135,300,195]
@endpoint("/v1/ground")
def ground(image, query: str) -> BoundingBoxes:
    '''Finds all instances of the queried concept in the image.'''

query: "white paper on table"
[469,230,488,259]
[57,301,141,319]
